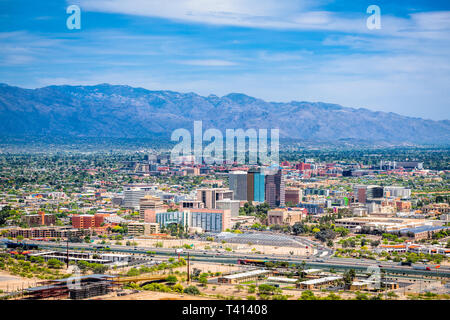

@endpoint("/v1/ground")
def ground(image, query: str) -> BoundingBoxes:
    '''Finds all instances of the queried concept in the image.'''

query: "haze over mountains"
[0,83,449,145]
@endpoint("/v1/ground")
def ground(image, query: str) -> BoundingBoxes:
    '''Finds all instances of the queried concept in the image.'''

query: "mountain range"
[0,83,449,145]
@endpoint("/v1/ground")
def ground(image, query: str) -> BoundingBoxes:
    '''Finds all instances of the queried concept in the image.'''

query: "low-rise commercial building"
[266,276,298,285]
[128,222,160,236]
[335,217,430,232]
[6,226,84,239]
[297,202,324,215]
[21,212,56,227]
[179,200,204,210]
[71,214,105,229]
[422,203,450,215]
[155,209,231,233]
[218,269,271,284]
[267,208,307,226]
[350,280,399,291]
[215,199,241,217]
[298,276,343,290]
[399,226,449,240]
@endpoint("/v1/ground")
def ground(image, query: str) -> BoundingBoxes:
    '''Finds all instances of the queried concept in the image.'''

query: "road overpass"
[22,240,450,279]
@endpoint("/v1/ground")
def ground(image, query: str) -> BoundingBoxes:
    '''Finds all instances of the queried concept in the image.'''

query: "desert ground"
[110,238,312,256]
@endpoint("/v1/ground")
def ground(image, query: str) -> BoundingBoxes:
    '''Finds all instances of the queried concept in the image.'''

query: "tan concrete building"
[267,208,307,226]
[196,188,233,209]
[179,200,204,210]
[139,196,165,221]
[128,222,160,236]
[422,203,450,215]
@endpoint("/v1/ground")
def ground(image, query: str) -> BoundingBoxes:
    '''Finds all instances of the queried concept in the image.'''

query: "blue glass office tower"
[247,168,265,203]
[254,172,265,202]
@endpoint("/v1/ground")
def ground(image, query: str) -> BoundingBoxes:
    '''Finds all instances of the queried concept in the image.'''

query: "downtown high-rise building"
[123,188,146,210]
[354,185,384,204]
[139,195,166,222]
[228,171,248,201]
[265,169,285,208]
[247,168,265,203]
[285,187,303,205]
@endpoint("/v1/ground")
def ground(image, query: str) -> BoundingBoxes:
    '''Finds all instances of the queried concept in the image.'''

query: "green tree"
[258,284,277,295]
[47,258,64,269]
[173,283,184,293]
[166,275,178,284]
[299,290,317,300]
[235,284,244,292]
[343,269,356,288]
[183,285,201,295]
[92,264,108,274]
[355,292,369,300]
[0,206,12,226]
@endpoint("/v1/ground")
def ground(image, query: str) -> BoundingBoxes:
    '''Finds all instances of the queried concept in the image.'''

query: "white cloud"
[74,0,450,41]
[175,59,237,66]
[0,55,34,66]
[75,0,370,32]
[76,0,311,21]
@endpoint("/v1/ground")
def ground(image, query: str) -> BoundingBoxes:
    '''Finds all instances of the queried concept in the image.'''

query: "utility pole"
[66,237,69,269]
[187,252,190,283]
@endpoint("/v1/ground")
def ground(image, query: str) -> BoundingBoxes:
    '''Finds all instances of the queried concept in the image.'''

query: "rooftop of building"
[303,268,323,274]
[299,276,343,285]
[266,276,298,283]
[399,226,449,234]
[222,269,270,280]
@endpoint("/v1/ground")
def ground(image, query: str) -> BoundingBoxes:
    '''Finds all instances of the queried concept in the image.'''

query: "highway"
[22,240,450,279]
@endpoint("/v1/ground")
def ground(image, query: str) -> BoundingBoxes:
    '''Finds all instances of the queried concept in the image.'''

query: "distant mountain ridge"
[0,83,449,144]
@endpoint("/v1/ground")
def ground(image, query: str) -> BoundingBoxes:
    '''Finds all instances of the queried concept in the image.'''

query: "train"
[237,259,291,268]
[237,259,269,266]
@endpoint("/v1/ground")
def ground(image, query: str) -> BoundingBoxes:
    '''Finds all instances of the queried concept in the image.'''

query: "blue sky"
[0,0,449,120]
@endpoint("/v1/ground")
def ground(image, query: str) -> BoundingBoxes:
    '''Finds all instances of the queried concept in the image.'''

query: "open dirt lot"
[0,271,39,292]
[102,289,215,300]
[121,238,311,256]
